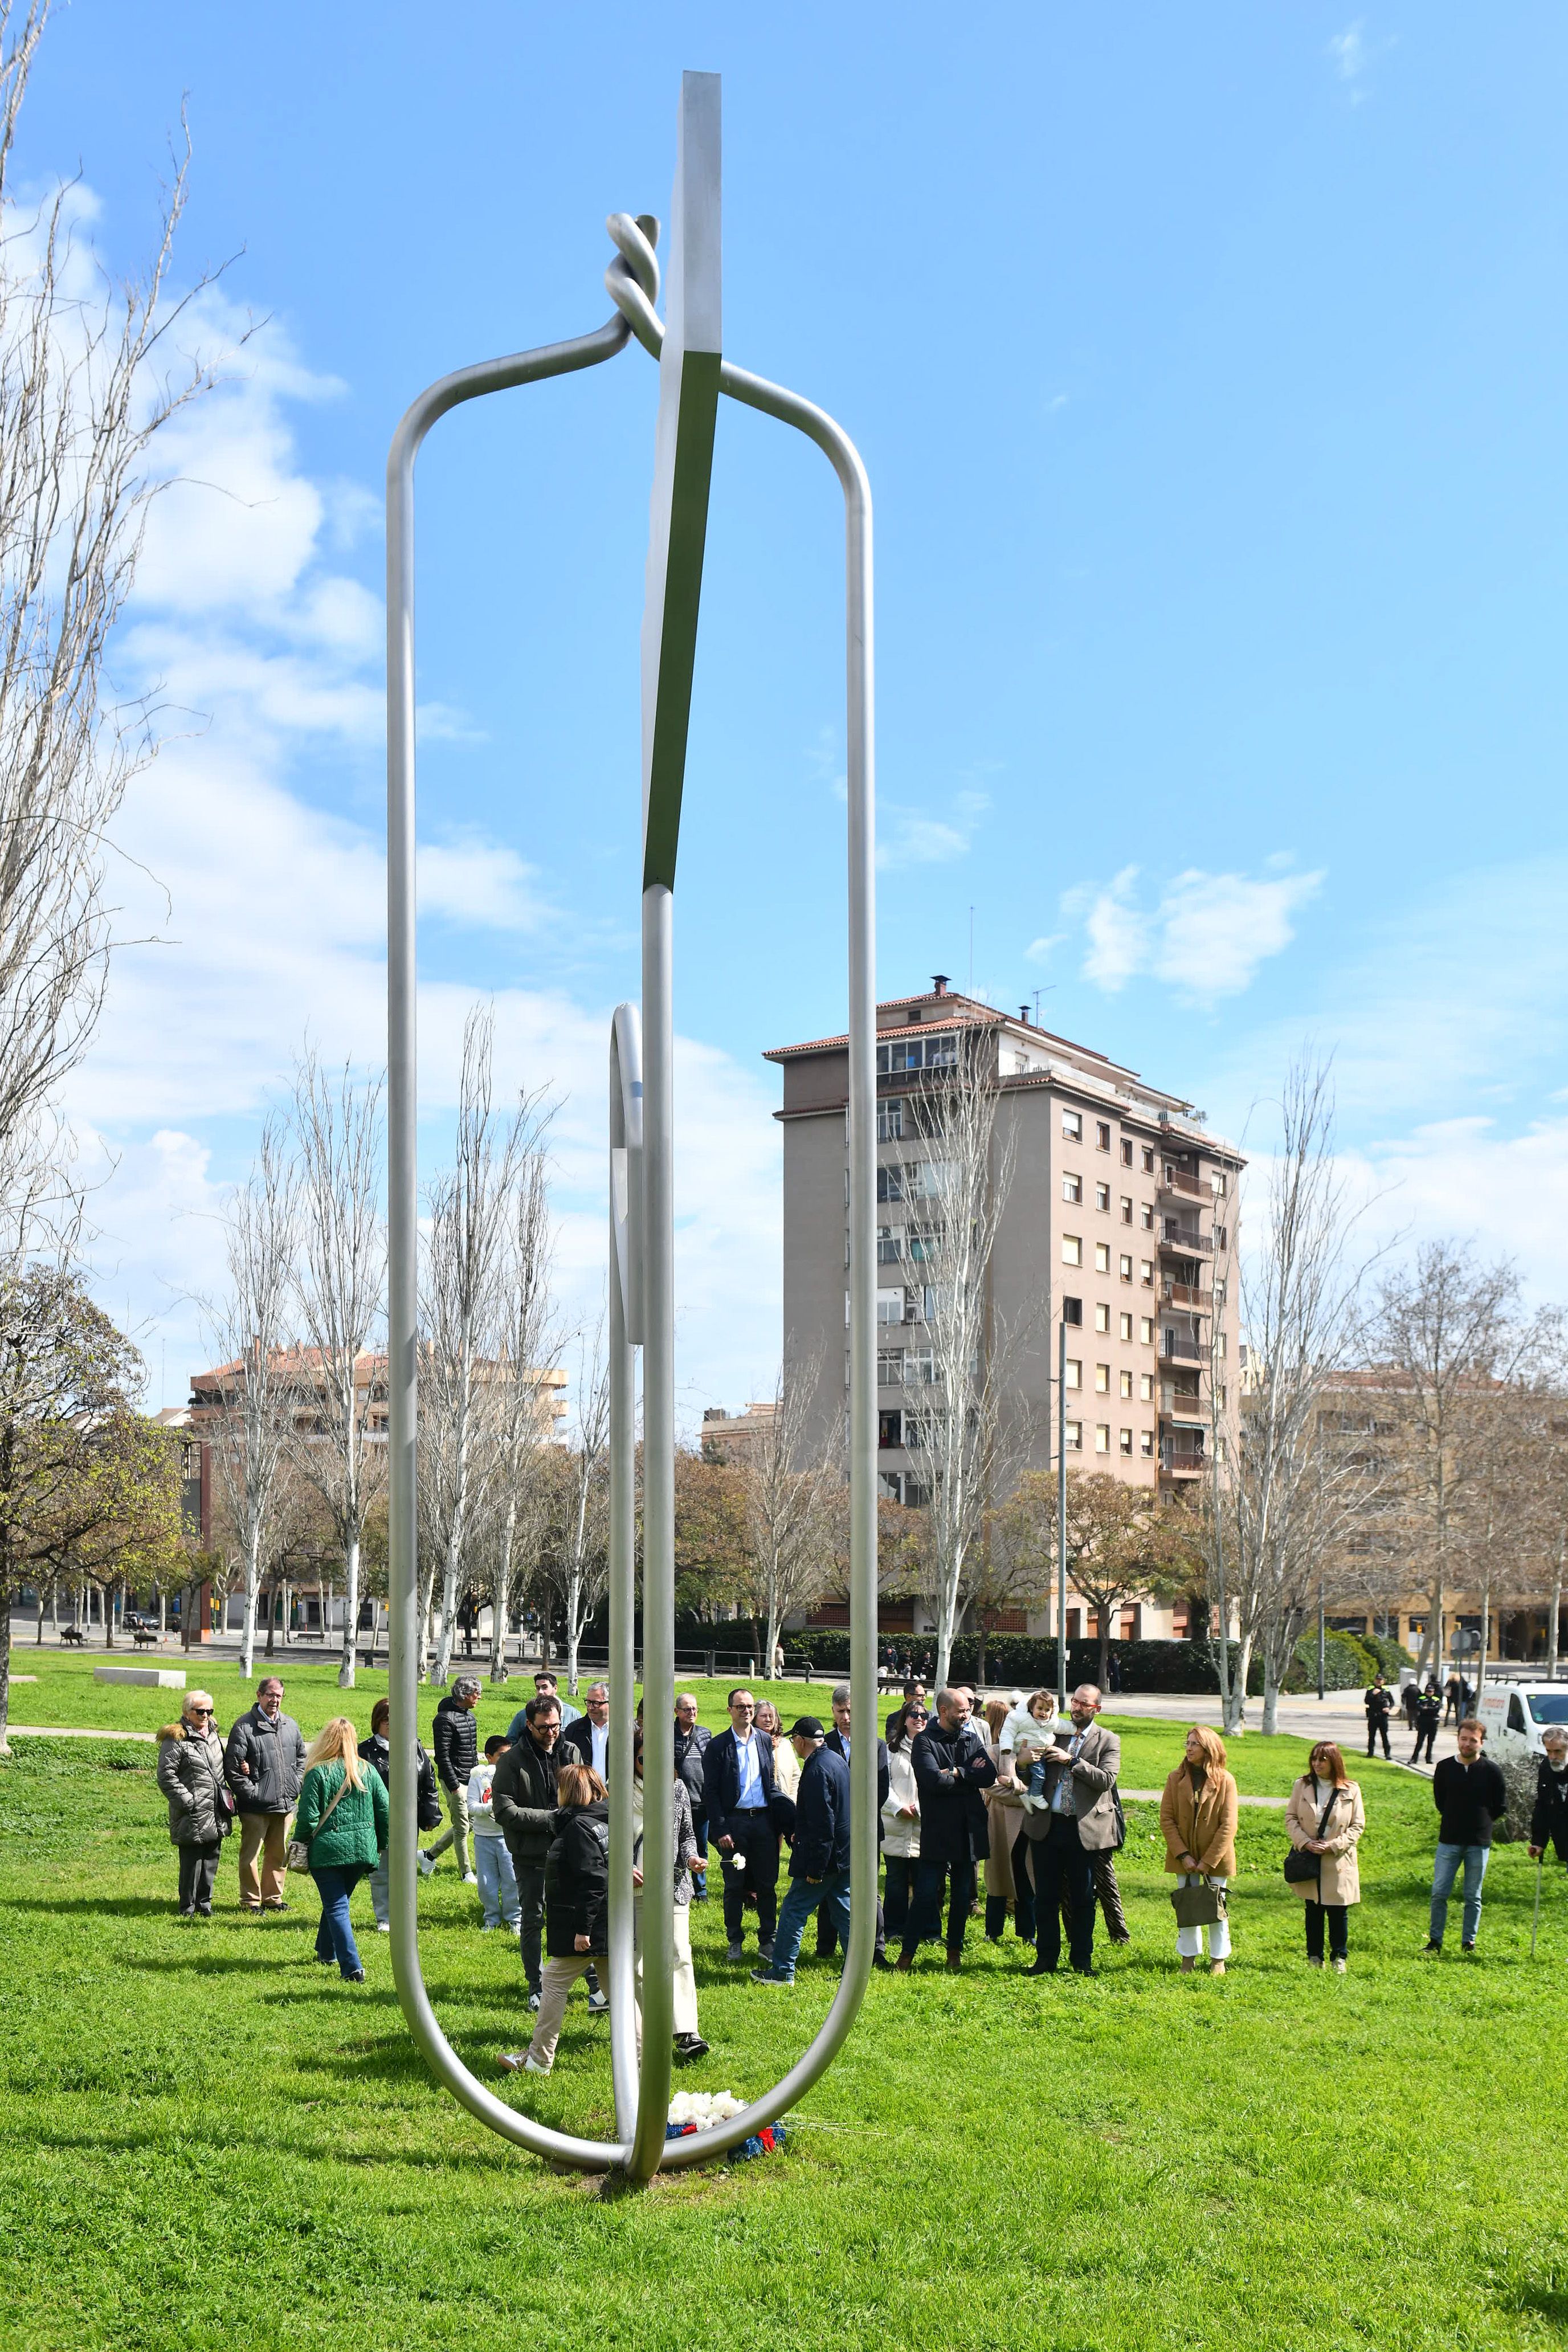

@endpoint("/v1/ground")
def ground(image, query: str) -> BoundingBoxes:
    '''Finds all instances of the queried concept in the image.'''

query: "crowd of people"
[1363,1669,1476,1766]
[152,1664,1568,2068]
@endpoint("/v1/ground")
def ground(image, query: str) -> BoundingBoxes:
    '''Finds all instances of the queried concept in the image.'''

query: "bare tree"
[1362,1241,1524,1688]
[287,1052,386,1690]
[1209,1061,1379,1732]
[483,1145,560,1684]
[897,1036,1020,1690]
[0,6,234,1209]
[733,1343,842,1679]
[421,1009,550,1684]
[554,1321,609,1697]
[197,1118,296,1677]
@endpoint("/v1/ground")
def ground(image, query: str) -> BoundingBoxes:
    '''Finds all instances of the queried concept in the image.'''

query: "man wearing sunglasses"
[224,1675,307,1912]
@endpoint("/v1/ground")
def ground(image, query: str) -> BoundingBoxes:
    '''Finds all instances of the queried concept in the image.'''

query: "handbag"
[1283,1784,1341,1886]
[1171,1877,1224,1928]
[285,1768,352,1873]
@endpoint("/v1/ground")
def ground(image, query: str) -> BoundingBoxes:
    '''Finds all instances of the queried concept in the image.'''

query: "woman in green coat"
[295,1717,389,1982]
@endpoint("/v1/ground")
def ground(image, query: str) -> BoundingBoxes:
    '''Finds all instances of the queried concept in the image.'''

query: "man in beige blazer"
[1020,1684,1121,1977]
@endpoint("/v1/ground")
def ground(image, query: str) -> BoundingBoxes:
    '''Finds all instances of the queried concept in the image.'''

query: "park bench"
[132,1628,160,1650]
[60,1626,86,1646]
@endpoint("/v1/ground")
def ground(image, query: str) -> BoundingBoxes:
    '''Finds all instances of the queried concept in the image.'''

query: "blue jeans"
[475,1835,520,1928]
[369,1847,390,1926]
[761,1869,852,1981]
[1430,1841,1489,1946]
[312,1863,367,1977]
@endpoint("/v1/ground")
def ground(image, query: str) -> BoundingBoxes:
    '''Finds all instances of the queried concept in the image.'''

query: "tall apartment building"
[765,978,1244,1641]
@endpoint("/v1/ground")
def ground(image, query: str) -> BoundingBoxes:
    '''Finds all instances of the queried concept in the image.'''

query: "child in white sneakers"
[468,1735,522,1933]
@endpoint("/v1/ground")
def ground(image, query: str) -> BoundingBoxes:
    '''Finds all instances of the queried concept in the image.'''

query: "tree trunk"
[337,1530,360,1689]
[104,1585,115,1648]
[1096,1612,1110,1698]
[1475,1581,1491,1698]
[35,1581,46,1644]
[1224,1632,1251,1733]
[51,1581,60,1640]
[977,1620,989,1687]
[490,1500,516,1683]
[0,1596,12,1753]
[1550,1532,1565,1676]
[240,1531,260,1679]
[264,1574,277,1659]
[1260,1656,1281,1736]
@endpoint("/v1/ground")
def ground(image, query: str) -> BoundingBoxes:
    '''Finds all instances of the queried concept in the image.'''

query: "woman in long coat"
[980,1698,1031,1944]
[1285,1739,1364,1972]
[1159,1724,1239,1975]
[155,1690,232,1917]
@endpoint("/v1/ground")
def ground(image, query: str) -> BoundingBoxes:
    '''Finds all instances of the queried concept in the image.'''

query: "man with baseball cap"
[752,1717,851,1987]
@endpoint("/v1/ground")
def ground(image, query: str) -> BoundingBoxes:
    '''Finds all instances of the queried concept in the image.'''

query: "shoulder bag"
[1171,1876,1223,1928]
[1283,1784,1340,1885]
[285,1768,352,1874]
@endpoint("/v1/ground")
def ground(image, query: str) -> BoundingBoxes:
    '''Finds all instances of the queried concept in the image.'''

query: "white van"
[1475,1681,1568,1761]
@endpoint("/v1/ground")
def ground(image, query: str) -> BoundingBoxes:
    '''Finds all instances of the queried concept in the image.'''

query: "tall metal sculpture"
[385,72,875,2180]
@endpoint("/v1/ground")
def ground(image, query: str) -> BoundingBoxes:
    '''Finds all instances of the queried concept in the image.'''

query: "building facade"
[765,977,1244,1644]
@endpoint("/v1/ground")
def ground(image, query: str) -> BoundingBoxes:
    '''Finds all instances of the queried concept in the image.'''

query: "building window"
[1119,1195,1133,1223]
[1140,1373,1154,1402]
[1095,1242,1110,1274]
[1062,1109,1083,1141]
[1140,1429,1154,1457]
[1120,1369,1133,1399]
[1094,1362,1110,1393]
[1065,1357,1081,1390]
[1062,1172,1081,1203]
[1219,1330,1228,1358]
[1140,1260,1154,1287]
[1214,1172,1227,1197]
[1062,1235,1082,1266]
[1095,1423,1110,1453]
[879,1408,903,1448]
[1142,1146,1155,1174]
[877,1225,901,1264]
[877,1287,905,1325]
[1120,1137,1133,1166]
[1065,1418,1083,1451]
[1140,1316,1154,1344]
[1116,1252,1131,1282]
[876,1166,904,1204]
[877,1033,957,1075]
[1119,1427,1133,1455]
[1140,1203,1154,1230]
[1119,1311,1133,1342]
[1095,1182,1110,1213]
[1061,1295,1083,1326]
[877,1100,904,1142]
[877,1349,904,1387]
[1095,1302,1110,1333]
[1096,1121,1111,1152]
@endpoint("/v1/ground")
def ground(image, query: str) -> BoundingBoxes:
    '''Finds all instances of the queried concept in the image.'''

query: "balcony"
[1159,1439,1207,1477]
[1158,1224,1213,1258]
[1158,1167,1209,1203]
[1161,1278,1208,1310]
[1159,1331,1204,1363]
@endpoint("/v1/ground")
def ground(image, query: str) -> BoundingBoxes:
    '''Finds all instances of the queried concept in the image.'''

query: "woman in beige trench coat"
[1285,1739,1365,1973]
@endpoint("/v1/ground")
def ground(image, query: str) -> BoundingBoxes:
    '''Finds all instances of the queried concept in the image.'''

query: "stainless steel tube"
[606,1010,643,2142]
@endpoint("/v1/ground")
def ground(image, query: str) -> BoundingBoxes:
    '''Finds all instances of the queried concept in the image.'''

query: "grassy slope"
[2,1667,1566,2351]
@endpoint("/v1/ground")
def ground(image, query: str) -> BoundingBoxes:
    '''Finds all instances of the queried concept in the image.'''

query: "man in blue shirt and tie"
[703,1688,779,1964]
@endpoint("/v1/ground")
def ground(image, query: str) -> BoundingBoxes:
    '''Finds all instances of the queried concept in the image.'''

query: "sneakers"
[750,1969,792,1986]
[1307,1956,1324,1969]
[416,1852,438,1877]
[1421,1939,1442,1957]
[757,1941,774,1965]
[527,1991,542,2012]
[1332,1958,1347,1974]
[376,1922,391,1933]
[674,2032,709,2061]
[726,1941,744,1962]
[1461,1940,1477,1955]
[498,2049,548,2075]
[346,1969,366,1984]
[461,1872,479,1887]
[479,1924,498,1933]
[586,1990,609,2014]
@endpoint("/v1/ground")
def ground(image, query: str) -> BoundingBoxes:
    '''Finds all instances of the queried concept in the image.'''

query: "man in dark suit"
[704,1688,779,1963]
[896,1688,996,1973]
[558,1681,610,1781]
[815,1681,889,1966]
[751,1718,851,1984]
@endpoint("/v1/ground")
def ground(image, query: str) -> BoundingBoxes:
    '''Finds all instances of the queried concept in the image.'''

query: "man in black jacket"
[421,1677,481,1882]
[1364,1675,1395,1759]
[705,1688,779,1963]
[492,1694,567,2008]
[1529,1725,1568,1868]
[673,1694,712,1898]
[752,1720,850,1984]
[815,1683,888,1965]
[224,1676,308,1913]
[895,1688,996,1973]
[1424,1716,1508,1954]
[558,1682,611,1781]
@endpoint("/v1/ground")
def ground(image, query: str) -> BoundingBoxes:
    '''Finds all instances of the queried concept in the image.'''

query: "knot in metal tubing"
[606,212,665,357]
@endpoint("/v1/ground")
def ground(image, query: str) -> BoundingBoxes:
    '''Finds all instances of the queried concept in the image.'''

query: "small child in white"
[468,1734,522,1933]
[1001,1689,1071,1811]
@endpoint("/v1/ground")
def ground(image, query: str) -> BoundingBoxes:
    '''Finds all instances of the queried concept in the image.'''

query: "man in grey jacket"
[1019,1684,1121,1978]
[223,1676,307,1913]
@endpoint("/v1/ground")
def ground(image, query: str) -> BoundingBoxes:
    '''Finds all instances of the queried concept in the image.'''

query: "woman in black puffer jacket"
[500,1763,627,2077]
[155,1691,232,1916]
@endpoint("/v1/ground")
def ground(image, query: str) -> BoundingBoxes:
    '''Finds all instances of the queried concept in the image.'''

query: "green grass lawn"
[3,1657,1567,2350]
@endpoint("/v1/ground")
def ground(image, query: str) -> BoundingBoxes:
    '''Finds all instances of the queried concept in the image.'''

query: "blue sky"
[19,2,1568,1418]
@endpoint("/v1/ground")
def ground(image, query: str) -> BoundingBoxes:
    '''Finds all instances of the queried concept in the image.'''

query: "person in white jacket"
[467,1736,522,1932]
[881,1697,925,1947]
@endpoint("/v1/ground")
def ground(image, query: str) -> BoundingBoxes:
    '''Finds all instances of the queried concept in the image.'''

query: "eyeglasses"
[189,1707,213,1717]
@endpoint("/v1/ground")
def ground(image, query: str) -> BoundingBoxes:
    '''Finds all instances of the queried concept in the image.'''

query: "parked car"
[122,1612,158,1635]
[1476,1681,1568,1761]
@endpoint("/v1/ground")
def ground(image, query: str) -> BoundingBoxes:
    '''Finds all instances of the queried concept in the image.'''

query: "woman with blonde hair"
[294,1716,388,1982]
[1159,1724,1239,1975]
[754,1697,799,1800]
[1286,1740,1365,1972]
[154,1689,232,1917]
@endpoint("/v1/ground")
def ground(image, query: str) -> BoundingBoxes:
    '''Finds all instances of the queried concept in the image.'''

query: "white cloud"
[877,787,990,872]
[1061,861,1323,1003]
[1325,19,1393,104]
